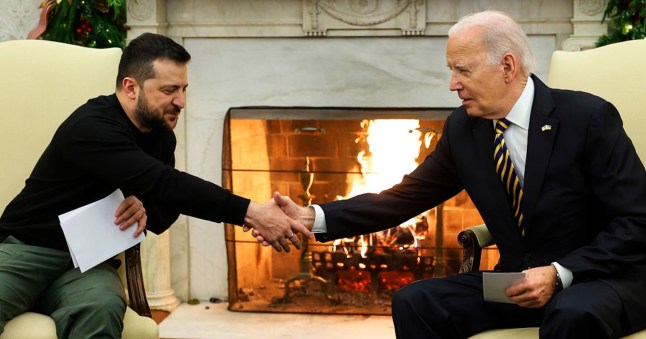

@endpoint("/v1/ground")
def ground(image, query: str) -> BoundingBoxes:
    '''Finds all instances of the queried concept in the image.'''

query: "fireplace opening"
[223,107,499,315]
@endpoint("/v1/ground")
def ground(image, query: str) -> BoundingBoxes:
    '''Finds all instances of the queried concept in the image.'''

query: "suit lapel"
[522,76,559,234]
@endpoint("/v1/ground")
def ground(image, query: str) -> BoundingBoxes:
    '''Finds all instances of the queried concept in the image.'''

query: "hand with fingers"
[243,192,316,247]
[243,196,313,253]
[505,265,558,308]
[114,195,147,237]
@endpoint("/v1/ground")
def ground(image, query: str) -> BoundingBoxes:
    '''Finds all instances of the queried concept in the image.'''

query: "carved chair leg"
[125,244,152,318]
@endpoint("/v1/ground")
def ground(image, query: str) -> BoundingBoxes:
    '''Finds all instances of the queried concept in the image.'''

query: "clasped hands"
[242,192,314,253]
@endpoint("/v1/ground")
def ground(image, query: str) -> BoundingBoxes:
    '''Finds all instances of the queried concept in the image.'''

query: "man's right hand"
[243,196,313,252]
[243,191,315,247]
[273,192,315,229]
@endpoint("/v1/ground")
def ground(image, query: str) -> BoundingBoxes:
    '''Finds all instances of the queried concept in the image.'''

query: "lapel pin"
[541,125,552,132]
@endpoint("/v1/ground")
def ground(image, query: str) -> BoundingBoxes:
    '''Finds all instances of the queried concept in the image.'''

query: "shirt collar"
[503,76,534,130]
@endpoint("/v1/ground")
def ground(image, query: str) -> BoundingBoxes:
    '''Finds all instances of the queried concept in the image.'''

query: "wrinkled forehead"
[446,29,487,66]
[147,59,188,86]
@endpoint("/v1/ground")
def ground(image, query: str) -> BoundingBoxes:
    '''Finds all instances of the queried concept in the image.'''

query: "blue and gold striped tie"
[494,118,524,235]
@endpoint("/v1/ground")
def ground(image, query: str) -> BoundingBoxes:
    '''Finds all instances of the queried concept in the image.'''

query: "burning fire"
[311,120,437,298]
[332,119,434,257]
[346,119,423,197]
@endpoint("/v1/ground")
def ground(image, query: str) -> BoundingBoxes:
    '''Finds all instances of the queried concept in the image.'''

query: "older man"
[255,10,646,339]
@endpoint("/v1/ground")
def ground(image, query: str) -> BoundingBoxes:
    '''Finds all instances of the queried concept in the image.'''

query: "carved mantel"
[562,0,608,51]
[303,0,426,36]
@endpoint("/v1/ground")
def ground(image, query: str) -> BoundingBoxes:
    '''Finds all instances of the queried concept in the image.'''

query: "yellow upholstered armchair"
[457,39,646,339]
[0,39,158,339]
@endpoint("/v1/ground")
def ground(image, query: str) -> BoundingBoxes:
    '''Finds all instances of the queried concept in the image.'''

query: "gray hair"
[448,10,535,76]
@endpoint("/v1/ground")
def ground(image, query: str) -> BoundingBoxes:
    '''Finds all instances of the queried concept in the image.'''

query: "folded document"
[59,189,145,273]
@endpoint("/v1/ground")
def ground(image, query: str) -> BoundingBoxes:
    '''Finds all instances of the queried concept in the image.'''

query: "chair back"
[547,39,646,161]
[0,39,121,209]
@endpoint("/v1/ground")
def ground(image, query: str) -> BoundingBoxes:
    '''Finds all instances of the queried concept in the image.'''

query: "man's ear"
[501,52,517,82]
[122,77,139,99]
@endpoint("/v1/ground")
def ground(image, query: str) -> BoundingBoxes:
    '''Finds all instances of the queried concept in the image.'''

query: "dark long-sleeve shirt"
[0,94,249,251]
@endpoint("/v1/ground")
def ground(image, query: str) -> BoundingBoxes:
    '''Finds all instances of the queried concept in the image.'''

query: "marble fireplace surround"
[121,0,608,308]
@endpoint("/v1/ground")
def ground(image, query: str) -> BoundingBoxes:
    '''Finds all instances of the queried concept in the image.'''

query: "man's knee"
[547,301,596,323]
[83,286,127,319]
[541,300,615,339]
[56,303,125,338]
[52,286,126,339]
[392,281,431,316]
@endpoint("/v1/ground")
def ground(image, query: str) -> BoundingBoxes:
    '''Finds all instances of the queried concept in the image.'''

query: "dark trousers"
[391,271,632,339]
[0,236,126,339]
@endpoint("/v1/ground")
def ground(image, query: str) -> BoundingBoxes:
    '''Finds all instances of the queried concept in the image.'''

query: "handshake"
[242,192,315,253]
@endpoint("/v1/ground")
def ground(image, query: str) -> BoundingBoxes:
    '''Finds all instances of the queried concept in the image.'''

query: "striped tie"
[494,118,524,235]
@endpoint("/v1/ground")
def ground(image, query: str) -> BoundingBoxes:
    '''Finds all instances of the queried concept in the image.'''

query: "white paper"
[482,272,526,303]
[59,189,145,273]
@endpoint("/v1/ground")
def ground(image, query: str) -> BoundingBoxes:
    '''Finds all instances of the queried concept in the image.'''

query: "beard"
[134,92,176,131]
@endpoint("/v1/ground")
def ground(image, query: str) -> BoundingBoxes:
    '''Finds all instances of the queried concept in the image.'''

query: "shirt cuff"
[311,204,327,233]
[552,261,573,289]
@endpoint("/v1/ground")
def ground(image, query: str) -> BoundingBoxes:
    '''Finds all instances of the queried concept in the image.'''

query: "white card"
[483,272,526,303]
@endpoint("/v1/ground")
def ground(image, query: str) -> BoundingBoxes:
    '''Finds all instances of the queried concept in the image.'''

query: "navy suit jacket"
[317,75,646,330]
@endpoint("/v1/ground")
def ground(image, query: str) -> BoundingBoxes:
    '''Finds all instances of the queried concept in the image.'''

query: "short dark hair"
[116,33,191,89]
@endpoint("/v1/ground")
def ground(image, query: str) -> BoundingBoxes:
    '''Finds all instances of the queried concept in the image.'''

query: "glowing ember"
[380,271,415,291]
[337,270,371,293]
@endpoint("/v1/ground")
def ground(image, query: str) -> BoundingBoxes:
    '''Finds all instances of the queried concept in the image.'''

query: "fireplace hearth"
[223,107,497,315]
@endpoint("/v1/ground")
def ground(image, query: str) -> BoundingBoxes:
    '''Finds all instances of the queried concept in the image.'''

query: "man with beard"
[0,33,310,338]
[164,109,181,130]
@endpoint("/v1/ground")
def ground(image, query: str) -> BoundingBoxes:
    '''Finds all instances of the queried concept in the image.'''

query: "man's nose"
[449,75,462,91]
[173,92,185,109]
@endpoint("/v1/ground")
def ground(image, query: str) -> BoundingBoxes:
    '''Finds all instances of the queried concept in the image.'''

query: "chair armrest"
[124,244,152,318]
[457,224,494,273]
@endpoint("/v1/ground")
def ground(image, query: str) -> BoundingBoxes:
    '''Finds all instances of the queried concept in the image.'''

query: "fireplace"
[222,107,498,315]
